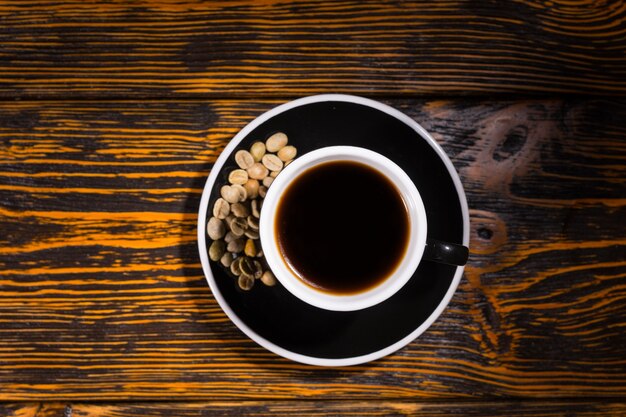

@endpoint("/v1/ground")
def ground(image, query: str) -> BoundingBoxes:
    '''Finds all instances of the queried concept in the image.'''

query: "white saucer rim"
[197,94,470,367]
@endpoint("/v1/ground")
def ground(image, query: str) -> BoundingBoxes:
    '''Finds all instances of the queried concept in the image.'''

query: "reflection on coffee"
[274,160,410,295]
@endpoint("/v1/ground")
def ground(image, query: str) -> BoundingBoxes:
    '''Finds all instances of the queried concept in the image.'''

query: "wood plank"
[0,403,66,417]
[1,0,625,98]
[0,99,624,400]
[3,401,626,417]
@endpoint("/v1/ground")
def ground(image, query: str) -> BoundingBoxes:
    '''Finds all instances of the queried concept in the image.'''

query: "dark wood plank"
[0,99,624,400]
[1,0,625,98]
[4,401,626,417]
[68,402,626,417]
[0,403,66,417]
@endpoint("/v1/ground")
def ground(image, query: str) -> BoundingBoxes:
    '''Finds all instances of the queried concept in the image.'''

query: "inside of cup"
[262,146,427,311]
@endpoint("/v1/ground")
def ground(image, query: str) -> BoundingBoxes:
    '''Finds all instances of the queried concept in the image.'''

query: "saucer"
[197,94,469,366]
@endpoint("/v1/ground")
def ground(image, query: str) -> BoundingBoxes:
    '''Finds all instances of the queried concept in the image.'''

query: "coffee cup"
[260,146,468,311]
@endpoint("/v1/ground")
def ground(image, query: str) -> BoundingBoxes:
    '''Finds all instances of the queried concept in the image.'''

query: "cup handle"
[423,239,469,266]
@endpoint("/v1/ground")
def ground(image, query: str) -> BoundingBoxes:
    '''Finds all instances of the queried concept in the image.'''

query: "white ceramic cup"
[259,146,427,311]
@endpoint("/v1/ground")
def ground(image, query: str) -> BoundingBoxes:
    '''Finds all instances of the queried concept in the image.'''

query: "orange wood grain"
[5,401,626,417]
[0,0,625,98]
[0,99,624,400]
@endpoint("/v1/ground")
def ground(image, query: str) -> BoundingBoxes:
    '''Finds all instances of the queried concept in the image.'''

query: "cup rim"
[197,94,469,366]
[260,146,427,311]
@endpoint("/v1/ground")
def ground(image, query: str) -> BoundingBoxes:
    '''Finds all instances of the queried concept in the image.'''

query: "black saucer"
[197,95,468,365]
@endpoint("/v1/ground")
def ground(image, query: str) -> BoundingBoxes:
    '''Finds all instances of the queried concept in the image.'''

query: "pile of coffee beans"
[206,132,297,290]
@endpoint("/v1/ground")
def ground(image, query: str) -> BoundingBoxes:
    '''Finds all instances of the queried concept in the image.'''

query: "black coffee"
[275,160,410,295]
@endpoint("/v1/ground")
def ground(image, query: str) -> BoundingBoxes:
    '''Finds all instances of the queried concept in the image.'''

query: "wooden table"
[1,1,625,416]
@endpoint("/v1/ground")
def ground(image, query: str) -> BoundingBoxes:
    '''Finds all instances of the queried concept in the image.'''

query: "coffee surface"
[275,160,410,295]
